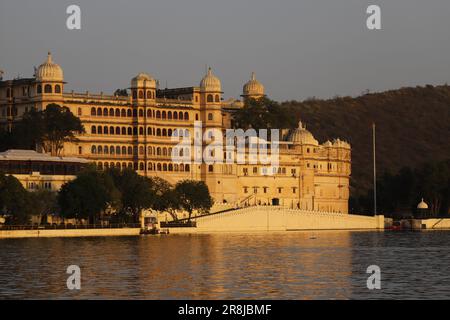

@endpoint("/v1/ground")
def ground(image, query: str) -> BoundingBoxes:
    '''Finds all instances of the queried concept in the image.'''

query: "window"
[78,108,82,116]
[55,85,61,93]
[215,95,220,102]
[208,113,213,121]
[37,85,42,94]
[207,94,213,102]
[208,165,213,172]
[44,84,52,93]
[91,126,96,134]
[292,187,297,194]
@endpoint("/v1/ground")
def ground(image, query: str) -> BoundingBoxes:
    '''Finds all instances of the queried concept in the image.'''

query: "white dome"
[131,72,156,88]
[288,121,319,145]
[243,72,264,97]
[36,52,63,81]
[417,198,429,209]
[200,67,221,92]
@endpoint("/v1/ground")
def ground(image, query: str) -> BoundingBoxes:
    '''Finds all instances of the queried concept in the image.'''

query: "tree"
[58,169,121,224]
[107,168,157,222]
[0,173,30,224]
[114,88,128,97]
[9,104,84,155]
[174,180,213,221]
[27,190,58,225]
[149,177,180,221]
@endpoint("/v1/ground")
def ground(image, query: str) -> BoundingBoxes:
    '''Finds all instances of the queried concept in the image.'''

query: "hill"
[281,84,450,197]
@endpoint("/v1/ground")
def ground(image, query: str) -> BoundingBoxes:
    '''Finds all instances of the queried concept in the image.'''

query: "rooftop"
[0,150,90,163]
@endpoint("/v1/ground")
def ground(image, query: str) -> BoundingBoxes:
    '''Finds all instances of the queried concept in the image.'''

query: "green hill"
[281,84,450,196]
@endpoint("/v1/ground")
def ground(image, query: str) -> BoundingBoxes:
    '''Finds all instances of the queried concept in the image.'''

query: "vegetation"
[0,104,84,155]
[114,88,128,97]
[353,159,450,216]
[233,85,450,204]
[174,180,213,221]
[0,173,31,224]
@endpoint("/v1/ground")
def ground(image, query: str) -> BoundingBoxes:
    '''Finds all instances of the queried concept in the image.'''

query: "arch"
[208,113,213,121]
[121,127,126,135]
[97,107,102,116]
[97,145,103,154]
[207,94,213,102]
[97,126,103,134]
[127,109,132,117]
[44,84,52,93]
[163,148,167,156]
[163,163,167,171]
[173,112,178,120]
[168,111,172,120]
[133,109,137,117]
[157,147,161,156]
[139,127,144,135]
[147,109,152,118]
[147,127,152,135]
[184,129,189,137]
[103,108,108,116]
[109,108,114,117]
[121,109,126,117]
[162,111,166,119]
[103,126,109,134]
[127,146,133,155]
[91,126,96,134]
[116,146,121,155]
[139,109,144,117]
[139,162,144,171]
[156,128,161,136]
[185,164,190,172]
[115,108,120,117]
[91,146,97,154]
[162,128,167,136]
[184,112,189,120]
[122,146,127,155]
[168,128,172,137]
[109,126,114,135]
[115,127,120,135]
[138,90,144,99]
[157,163,162,171]
[91,107,96,116]
[168,163,173,171]
[195,114,199,121]
[110,146,115,155]
[139,146,144,155]
[215,94,220,102]
[178,111,183,120]
[156,110,161,119]
[147,90,151,99]
[104,146,109,154]
[133,127,138,135]
[127,127,132,135]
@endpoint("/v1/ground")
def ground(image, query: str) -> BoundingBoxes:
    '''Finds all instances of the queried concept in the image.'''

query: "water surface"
[1,231,449,299]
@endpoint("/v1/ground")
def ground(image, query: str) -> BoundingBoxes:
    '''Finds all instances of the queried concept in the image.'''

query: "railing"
[0,223,140,231]
[160,221,197,228]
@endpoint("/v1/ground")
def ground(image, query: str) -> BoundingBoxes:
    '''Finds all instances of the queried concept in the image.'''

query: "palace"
[0,53,351,213]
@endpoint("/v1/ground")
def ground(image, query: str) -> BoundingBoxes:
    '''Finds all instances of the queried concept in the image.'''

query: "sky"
[1,0,450,101]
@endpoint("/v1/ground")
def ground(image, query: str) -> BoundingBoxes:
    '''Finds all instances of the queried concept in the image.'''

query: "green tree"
[107,168,157,222]
[0,173,30,224]
[57,169,121,224]
[174,180,213,221]
[114,88,128,97]
[10,104,84,155]
[27,190,58,225]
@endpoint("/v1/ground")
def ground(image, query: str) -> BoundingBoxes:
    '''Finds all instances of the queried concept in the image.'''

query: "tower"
[34,52,64,109]
[242,72,265,100]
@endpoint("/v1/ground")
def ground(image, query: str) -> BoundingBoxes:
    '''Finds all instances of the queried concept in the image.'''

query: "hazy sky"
[1,0,450,101]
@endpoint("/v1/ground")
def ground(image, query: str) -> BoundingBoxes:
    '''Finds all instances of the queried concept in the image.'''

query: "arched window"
[55,85,61,93]
[97,162,103,170]
[37,85,42,94]
[91,107,96,116]
[115,127,120,135]
[109,108,114,116]
[163,163,167,171]
[207,94,213,102]
[91,146,97,154]
[127,109,132,117]
[195,114,199,121]
[157,163,162,171]
[147,109,152,118]
[121,127,126,135]
[173,112,178,120]
[139,109,144,117]
[98,126,103,134]
[184,112,189,120]
[91,126,96,134]
[109,126,114,135]
[156,111,161,119]
[163,148,167,156]
[127,127,132,135]
[128,147,132,155]
[139,162,144,171]
[122,146,127,155]
[115,109,120,117]
[103,108,108,115]
[104,126,108,134]
[138,90,144,99]
[139,146,144,155]
[147,90,151,99]
[168,111,172,120]
[44,84,52,93]
[132,90,137,99]
[133,127,137,135]
[97,107,102,116]
[148,147,152,155]
[157,147,161,156]
[185,164,190,172]
[162,111,166,119]
[133,109,137,117]
[116,146,121,155]
[139,127,144,135]
[179,112,183,120]
[104,146,109,154]
[208,113,213,121]
[215,94,220,102]
[98,146,103,154]
[162,129,167,136]
[168,164,173,171]
[121,109,126,117]
[157,128,161,136]
[168,129,172,137]
[148,163,153,171]
[184,129,189,137]
[110,146,115,154]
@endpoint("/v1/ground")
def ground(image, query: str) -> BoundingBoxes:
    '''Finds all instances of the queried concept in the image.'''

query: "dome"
[288,121,319,145]
[200,67,221,92]
[417,198,429,209]
[243,72,264,97]
[35,52,63,81]
[131,72,156,88]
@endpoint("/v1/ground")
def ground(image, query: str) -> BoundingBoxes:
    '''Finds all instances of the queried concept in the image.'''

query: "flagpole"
[372,122,377,216]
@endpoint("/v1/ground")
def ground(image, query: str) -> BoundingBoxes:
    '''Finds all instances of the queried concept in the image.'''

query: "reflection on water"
[1,231,450,299]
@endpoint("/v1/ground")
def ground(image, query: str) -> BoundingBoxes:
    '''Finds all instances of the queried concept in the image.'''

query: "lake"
[1,231,450,299]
